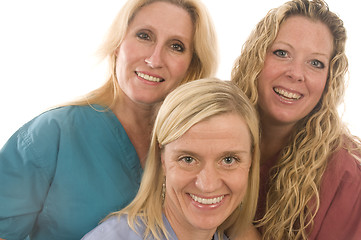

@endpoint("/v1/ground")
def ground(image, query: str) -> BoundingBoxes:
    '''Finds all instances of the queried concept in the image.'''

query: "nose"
[195,163,222,193]
[145,44,164,68]
[287,60,305,82]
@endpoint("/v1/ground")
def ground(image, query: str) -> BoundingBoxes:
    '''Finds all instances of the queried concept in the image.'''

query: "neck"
[177,231,215,240]
[173,225,215,240]
[113,96,158,128]
[164,208,216,240]
[111,96,160,167]
[260,118,294,165]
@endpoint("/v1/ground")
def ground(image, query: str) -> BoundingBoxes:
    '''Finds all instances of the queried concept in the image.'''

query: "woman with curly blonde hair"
[0,0,218,239]
[232,0,361,239]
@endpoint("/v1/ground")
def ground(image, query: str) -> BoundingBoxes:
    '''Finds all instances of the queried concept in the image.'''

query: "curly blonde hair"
[66,0,218,108]
[231,0,360,239]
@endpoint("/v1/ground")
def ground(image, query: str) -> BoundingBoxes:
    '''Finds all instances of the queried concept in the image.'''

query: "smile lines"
[190,194,224,205]
[136,71,164,82]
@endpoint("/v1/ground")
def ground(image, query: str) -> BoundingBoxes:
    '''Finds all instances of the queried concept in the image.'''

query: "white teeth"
[136,72,163,82]
[274,87,301,100]
[190,194,224,205]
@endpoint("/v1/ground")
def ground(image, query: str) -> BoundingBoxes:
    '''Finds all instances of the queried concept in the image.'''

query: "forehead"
[164,113,252,153]
[276,15,334,57]
[129,1,194,40]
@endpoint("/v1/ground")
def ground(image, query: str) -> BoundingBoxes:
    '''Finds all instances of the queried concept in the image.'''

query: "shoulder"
[19,105,111,145]
[317,140,361,217]
[321,143,361,198]
[19,106,94,147]
[81,215,145,240]
[1,105,108,166]
[18,105,98,135]
[310,144,361,240]
[317,139,361,214]
[325,142,361,182]
[35,105,105,124]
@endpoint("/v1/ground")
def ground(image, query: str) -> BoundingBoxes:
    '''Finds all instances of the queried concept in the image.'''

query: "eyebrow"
[172,149,250,159]
[136,24,192,43]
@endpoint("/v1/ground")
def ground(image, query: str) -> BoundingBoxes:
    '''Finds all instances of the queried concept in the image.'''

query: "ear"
[160,146,166,175]
[114,46,120,57]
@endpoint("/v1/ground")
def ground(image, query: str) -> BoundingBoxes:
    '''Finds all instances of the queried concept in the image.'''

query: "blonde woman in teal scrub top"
[0,0,218,239]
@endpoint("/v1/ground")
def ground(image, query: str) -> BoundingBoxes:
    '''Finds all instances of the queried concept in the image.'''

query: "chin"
[189,218,224,231]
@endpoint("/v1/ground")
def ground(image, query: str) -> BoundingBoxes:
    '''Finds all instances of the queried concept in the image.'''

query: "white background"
[0,0,360,148]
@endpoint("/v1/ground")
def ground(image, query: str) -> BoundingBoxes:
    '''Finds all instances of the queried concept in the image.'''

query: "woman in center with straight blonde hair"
[82,78,261,240]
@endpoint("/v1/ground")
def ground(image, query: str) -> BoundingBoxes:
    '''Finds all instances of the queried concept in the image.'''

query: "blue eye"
[310,59,325,69]
[273,49,288,58]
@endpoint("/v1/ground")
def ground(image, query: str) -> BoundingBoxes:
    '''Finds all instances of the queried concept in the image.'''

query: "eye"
[220,156,240,168]
[310,59,325,69]
[171,43,185,52]
[136,31,151,41]
[273,49,288,58]
[179,156,196,165]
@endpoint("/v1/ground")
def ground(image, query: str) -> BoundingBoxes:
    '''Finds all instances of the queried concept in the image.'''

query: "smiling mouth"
[189,194,224,205]
[136,71,164,82]
[274,87,302,100]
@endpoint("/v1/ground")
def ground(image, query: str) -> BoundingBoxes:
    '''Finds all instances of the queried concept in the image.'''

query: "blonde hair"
[106,78,260,240]
[231,0,361,239]
[66,0,218,108]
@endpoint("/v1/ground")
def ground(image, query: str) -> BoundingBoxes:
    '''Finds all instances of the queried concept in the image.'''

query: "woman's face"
[161,113,252,235]
[115,1,194,107]
[257,16,333,128]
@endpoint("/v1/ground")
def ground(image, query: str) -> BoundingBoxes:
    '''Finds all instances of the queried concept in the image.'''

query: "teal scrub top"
[0,105,143,240]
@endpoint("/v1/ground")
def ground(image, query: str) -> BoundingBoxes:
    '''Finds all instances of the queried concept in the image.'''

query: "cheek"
[115,48,130,79]
[166,169,192,195]
[256,74,270,107]
[163,160,186,186]
[163,162,194,194]
[227,169,249,196]
[169,55,192,79]
[257,62,276,95]
[259,60,279,84]
[116,41,140,69]
[308,74,328,99]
